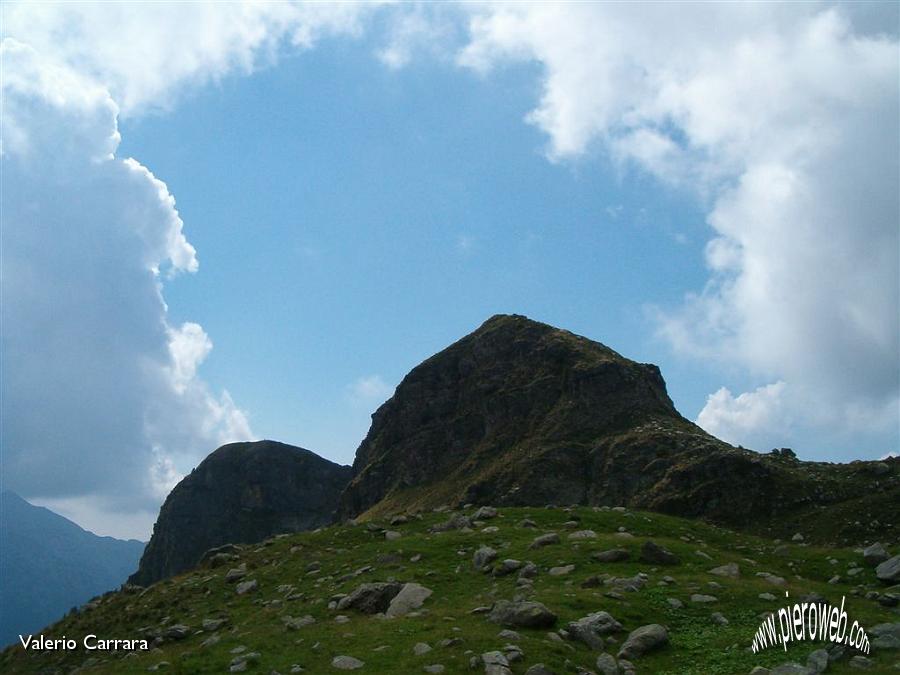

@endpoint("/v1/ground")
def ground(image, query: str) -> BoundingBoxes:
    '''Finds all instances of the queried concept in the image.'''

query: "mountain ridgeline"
[0,492,144,647]
[132,314,900,586]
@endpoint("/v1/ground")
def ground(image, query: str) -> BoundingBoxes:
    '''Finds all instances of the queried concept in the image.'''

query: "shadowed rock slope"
[339,314,899,544]
[130,440,352,586]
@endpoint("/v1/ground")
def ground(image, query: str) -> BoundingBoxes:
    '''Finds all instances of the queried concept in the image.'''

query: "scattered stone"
[335,615,350,624]
[524,665,556,675]
[566,611,623,650]
[594,653,618,675]
[162,624,190,640]
[863,543,890,567]
[792,533,804,542]
[337,582,403,614]
[423,666,445,674]
[549,564,575,576]
[568,530,597,540]
[225,565,248,582]
[518,519,538,529]
[876,555,900,583]
[711,612,729,626]
[518,562,539,580]
[488,600,557,628]
[530,533,561,549]
[666,598,683,609]
[235,579,257,595]
[640,541,679,565]
[807,649,828,674]
[770,664,809,674]
[493,560,523,577]
[385,530,402,541]
[848,655,874,669]
[431,514,473,532]
[474,506,498,520]
[592,548,630,563]
[331,655,364,670]
[617,624,669,660]
[691,594,718,603]
[759,592,777,601]
[474,546,499,571]
[282,615,316,630]
[385,582,433,618]
[709,562,740,578]
[413,642,432,656]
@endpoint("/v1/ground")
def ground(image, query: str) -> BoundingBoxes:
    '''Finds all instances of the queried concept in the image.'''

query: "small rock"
[807,649,828,674]
[592,548,630,563]
[640,541,679,565]
[338,582,403,614]
[595,653,618,675]
[709,562,740,578]
[498,629,521,641]
[666,598,683,609]
[413,642,432,656]
[524,665,556,675]
[331,655,364,670]
[530,533,561,549]
[493,560,523,577]
[863,543,890,567]
[423,666,444,674]
[385,582,433,618]
[711,612,729,626]
[876,555,900,583]
[617,624,669,660]
[548,564,575,576]
[488,600,557,628]
[473,506,498,520]
[849,655,874,669]
[792,533,804,542]
[568,530,597,540]
[474,546,498,571]
[235,579,257,595]
[385,530,402,541]
[691,594,718,603]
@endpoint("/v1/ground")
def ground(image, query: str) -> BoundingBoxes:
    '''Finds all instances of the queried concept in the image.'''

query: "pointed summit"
[339,314,722,519]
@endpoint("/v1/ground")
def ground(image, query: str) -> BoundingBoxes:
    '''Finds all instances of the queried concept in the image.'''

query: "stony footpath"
[2,506,898,674]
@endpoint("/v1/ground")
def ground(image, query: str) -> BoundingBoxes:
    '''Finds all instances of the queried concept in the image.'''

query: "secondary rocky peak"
[130,440,352,586]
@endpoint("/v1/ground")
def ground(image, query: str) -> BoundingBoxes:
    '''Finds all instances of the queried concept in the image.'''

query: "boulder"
[876,555,900,583]
[640,541,679,565]
[488,600,557,628]
[617,624,669,660]
[385,583,433,618]
[337,582,403,614]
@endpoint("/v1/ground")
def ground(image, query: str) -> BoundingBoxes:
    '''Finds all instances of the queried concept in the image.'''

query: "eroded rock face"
[129,440,352,586]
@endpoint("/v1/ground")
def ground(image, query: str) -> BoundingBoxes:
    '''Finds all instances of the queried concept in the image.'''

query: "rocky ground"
[3,506,898,674]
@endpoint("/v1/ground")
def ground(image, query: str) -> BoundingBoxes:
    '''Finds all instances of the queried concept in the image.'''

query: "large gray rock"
[337,582,403,614]
[617,624,669,660]
[566,611,623,650]
[863,543,889,567]
[595,654,618,675]
[530,533,561,549]
[385,583,432,618]
[331,655,364,670]
[709,562,740,578]
[130,440,352,586]
[488,600,557,628]
[640,541,679,565]
[592,548,630,563]
[474,546,498,571]
[876,555,900,583]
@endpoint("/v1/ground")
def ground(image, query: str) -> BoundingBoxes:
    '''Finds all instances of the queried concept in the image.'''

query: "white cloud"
[1,1,377,114]
[347,375,393,406]
[0,40,251,538]
[454,3,899,454]
[697,382,791,450]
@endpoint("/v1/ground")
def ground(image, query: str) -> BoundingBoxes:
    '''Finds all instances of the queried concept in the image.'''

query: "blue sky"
[3,2,897,538]
[119,42,716,464]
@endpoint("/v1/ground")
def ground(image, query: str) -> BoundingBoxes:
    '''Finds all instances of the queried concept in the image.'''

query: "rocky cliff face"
[130,440,352,586]
[338,315,899,542]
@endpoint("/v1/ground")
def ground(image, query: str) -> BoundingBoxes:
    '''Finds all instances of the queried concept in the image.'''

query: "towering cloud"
[452,3,899,454]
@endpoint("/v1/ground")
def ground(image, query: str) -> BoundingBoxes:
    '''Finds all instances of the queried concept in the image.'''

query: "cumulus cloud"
[0,40,251,538]
[454,3,899,453]
[697,382,791,450]
[1,1,377,114]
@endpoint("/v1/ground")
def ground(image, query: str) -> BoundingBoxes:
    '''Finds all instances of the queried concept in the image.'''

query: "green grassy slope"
[3,506,897,674]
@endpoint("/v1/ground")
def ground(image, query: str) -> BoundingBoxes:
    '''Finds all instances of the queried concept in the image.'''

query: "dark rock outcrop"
[338,314,900,544]
[130,440,351,586]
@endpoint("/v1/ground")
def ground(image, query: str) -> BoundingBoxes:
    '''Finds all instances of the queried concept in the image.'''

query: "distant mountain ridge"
[0,492,144,647]
[128,440,352,587]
